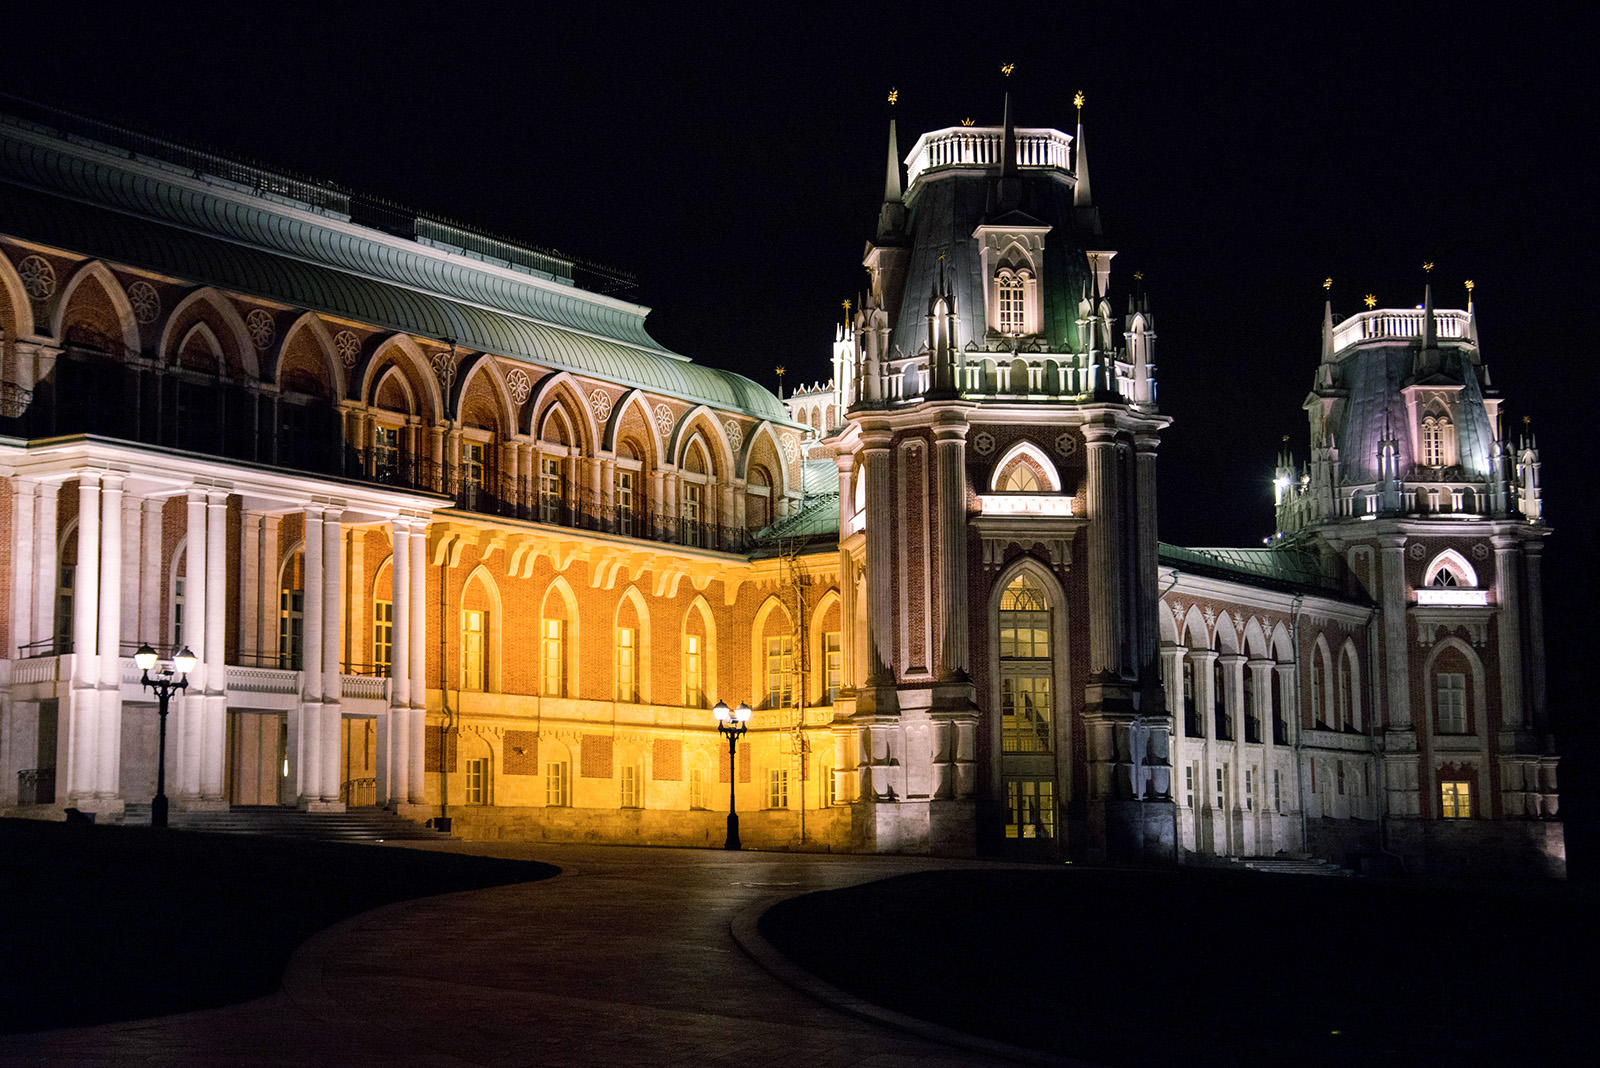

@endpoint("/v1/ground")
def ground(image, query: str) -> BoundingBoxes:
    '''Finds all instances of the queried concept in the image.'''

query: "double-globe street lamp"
[711,698,752,850]
[134,643,196,829]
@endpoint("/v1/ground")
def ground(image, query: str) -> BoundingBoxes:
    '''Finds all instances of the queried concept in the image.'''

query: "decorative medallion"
[506,368,532,404]
[973,432,996,456]
[723,420,743,455]
[17,255,56,299]
[127,280,161,324]
[1471,542,1489,561]
[245,309,276,351]
[654,403,675,439]
[782,433,800,463]
[589,389,613,423]
[431,350,457,390]
[334,330,362,368]
[1408,541,1427,560]
[1055,432,1079,458]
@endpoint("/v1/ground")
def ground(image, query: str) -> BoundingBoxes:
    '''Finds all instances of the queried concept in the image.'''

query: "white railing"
[978,494,1075,517]
[905,127,1074,187]
[12,657,57,685]
[226,665,301,695]
[1332,309,1470,352]
[341,674,389,701]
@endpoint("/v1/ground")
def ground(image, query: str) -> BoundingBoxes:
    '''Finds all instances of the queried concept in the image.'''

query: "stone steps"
[1239,854,1354,877]
[120,803,452,842]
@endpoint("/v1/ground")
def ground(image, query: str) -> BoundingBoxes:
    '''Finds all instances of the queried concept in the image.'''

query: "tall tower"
[821,94,1174,861]
[1278,290,1560,871]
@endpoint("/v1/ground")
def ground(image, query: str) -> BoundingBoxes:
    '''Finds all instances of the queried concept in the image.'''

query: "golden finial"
[1523,414,1532,427]
[1465,279,1475,296]
[1423,261,1434,273]
[1002,62,1015,76]
[887,88,898,105]
[961,117,975,126]
[1073,90,1084,111]
[1133,270,1144,282]
[1323,277,1333,291]
[775,365,786,378]
[841,298,852,318]
[1282,435,1291,443]
[1364,294,1377,309]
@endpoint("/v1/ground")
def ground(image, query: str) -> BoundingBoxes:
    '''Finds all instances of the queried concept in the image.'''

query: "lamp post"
[135,643,196,829]
[712,698,752,850]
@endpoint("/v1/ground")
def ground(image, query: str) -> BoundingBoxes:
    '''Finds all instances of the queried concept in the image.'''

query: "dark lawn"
[760,866,1598,1068]
[0,818,554,1034]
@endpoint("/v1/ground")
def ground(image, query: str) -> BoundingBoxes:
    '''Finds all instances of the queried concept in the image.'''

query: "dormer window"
[1419,411,1455,468]
[998,273,1026,334]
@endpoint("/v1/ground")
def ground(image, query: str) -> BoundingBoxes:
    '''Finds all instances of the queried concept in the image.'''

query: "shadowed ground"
[760,866,1596,1068]
[0,818,552,1034]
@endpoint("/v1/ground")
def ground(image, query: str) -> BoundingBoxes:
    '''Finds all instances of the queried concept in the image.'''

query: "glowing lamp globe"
[733,702,752,723]
[134,644,157,672]
[174,647,198,676]
[712,700,730,723]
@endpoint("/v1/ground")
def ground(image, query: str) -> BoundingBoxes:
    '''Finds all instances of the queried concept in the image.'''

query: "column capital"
[1377,534,1408,552]
[1081,423,1120,446]
[1188,648,1219,664]
[1218,653,1248,667]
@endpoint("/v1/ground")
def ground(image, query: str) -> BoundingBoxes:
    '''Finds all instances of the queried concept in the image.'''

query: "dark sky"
[5,3,1595,753]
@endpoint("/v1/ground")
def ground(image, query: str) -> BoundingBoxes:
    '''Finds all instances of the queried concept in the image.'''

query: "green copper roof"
[1159,542,1349,596]
[0,118,791,423]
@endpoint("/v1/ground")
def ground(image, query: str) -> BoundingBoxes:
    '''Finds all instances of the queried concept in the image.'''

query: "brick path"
[0,842,1086,1067]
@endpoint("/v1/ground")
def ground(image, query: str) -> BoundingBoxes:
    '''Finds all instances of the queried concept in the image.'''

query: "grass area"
[0,818,554,1034]
[761,866,1596,1068]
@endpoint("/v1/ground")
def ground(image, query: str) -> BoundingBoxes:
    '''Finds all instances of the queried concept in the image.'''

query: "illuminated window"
[620,764,642,808]
[615,626,637,702]
[464,757,488,805]
[1005,780,1054,839]
[615,470,634,536]
[374,425,399,483]
[546,760,570,806]
[998,273,1025,333]
[1440,779,1472,819]
[278,552,304,671]
[1421,416,1451,467]
[1001,463,1041,493]
[688,767,705,809]
[767,768,789,809]
[373,599,393,677]
[767,635,794,708]
[1436,673,1467,734]
[820,761,835,807]
[1000,575,1052,753]
[824,631,842,704]
[540,456,562,523]
[685,634,704,708]
[172,575,184,649]
[460,610,486,691]
[542,618,565,697]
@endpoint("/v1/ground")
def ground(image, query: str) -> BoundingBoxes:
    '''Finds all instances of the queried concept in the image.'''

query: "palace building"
[0,97,1562,875]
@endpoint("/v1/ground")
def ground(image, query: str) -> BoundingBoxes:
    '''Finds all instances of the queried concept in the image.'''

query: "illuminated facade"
[0,99,1561,874]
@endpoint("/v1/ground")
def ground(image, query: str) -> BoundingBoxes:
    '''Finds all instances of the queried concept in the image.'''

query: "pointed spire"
[1321,300,1335,363]
[1073,116,1092,208]
[876,93,907,240]
[883,117,903,205]
[1000,91,1018,180]
[1421,283,1437,350]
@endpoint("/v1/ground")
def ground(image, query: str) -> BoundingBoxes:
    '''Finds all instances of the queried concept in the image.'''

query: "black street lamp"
[135,643,196,829]
[712,698,752,850]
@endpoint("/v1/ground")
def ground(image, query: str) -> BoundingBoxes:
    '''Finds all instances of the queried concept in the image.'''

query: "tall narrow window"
[682,482,704,547]
[1436,672,1467,734]
[689,767,706,809]
[1245,767,1255,811]
[540,456,562,523]
[615,470,634,536]
[1182,659,1200,737]
[279,552,304,670]
[461,610,485,691]
[684,634,704,708]
[999,575,1052,752]
[620,764,642,808]
[1185,764,1194,809]
[172,575,184,650]
[998,274,1026,334]
[1337,659,1352,731]
[1215,765,1228,809]
[615,626,637,702]
[1213,655,1232,741]
[463,442,486,506]
[542,618,565,697]
[374,425,399,483]
[464,757,488,804]
[1421,417,1449,467]
[767,768,789,809]
[373,599,393,677]
[824,631,842,705]
[1273,768,1283,814]
[820,761,835,807]
[1440,780,1471,819]
[1243,668,1260,743]
[546,760,570,806]
[1311,655,1326,727]
[1005,780,1054,839]
[55,565,75,654]
[766,634,794,708]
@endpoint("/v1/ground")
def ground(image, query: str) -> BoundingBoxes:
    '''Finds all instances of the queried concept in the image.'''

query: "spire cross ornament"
[887,88,898,105]
[1423,262,1434,273]
[1002,62,1016,76]
[1364,294,1377,309]
[1465,280,1475,298]
[842,298,852,320]
[1323,277,1333,291]
[1074,90,1085,114]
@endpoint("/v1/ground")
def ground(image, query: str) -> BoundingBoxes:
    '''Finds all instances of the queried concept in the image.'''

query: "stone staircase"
[120,803,453,842]
[1238,854,1354,877]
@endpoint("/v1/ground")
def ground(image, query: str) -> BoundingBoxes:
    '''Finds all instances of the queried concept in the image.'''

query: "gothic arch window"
[1423,548,1478,589]
[1420,412,1455,468]
[998,272,1026,334]
[747,465,772,530]
[999,575,1052,754]
[279,548,305,670]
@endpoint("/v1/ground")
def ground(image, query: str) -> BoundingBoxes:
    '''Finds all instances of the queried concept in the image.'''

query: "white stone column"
[65,474,101,804]
[1523,539,1547,735]
[1377,534,1418,817]
[259,515,282,664]
[1083,426,1122,680]
[95,475,124,801]
[299,507,324,806]
[119,493,140,645]
[382,519,412,806]
[178,489,207,801]
[1492,534,1526,734]
[11,480,35,658]
[600,459,617,531]
[32,484,57,657]
[239,511,260,664]
[320,509,344,805]
[932,422,969,680]
[139,498,162,645]
[860,431,895,688]
[201,490,228,803]
[408,519,428,804]
[1190,649,1218,742]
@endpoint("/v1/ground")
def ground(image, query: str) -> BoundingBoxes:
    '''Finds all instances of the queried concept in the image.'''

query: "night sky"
[6,3,1596,862]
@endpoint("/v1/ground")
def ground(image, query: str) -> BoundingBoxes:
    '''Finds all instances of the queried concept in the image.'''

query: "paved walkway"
[0,842,1081,1067]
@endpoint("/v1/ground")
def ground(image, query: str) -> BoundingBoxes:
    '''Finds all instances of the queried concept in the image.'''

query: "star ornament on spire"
[1002,62,1015,76]
[887,88,898,105]
[1074,90,1085,111]
[1423,261,1435,273]
[1364,294,1377,309]
[1465,279,1475,296]
[1323,277,1333,291]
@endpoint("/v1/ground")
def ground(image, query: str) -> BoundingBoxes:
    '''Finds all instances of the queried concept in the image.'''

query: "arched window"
[1430,569,1458,587]
[1421,414,1452,468]
[998,273,1025,334]
[1310,648,1327,728]
[1002,463,1041,493]
[1337,656,1353,731]
[747,465,772,530]
[999,575,1051,753]
[542,594,568,697]
[279,550,304,670]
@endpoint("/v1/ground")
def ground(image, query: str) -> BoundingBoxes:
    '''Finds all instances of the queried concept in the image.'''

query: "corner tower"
[822,94,1174,861]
